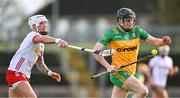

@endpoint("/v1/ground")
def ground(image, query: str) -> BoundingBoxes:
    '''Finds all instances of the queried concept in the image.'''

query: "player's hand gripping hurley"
[68,45,115,57]
[91,49,158,79]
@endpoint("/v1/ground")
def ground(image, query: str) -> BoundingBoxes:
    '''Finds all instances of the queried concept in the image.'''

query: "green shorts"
[110,71,131,88]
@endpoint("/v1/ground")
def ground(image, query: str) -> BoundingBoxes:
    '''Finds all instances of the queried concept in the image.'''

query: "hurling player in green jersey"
[92,8,171,98]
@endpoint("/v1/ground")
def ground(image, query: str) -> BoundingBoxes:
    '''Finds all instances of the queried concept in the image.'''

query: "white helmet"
[158,45,170,56]
[28,15,48,30]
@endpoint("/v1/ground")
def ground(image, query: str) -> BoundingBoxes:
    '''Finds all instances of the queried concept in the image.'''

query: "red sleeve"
[32,35,40,43]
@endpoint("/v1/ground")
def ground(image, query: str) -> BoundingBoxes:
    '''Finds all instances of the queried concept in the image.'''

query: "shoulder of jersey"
[109,26,120,34]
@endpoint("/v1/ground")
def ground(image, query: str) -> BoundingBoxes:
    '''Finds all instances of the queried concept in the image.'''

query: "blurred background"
[0,0,180,97]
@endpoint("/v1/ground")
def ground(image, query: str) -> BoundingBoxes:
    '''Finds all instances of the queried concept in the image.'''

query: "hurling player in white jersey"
[148,45,179,98]
[6,15,68,98]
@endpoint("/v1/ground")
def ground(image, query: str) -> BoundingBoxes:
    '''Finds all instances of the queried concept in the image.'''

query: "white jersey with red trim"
[8,31,45,78]
[148,55,173,87]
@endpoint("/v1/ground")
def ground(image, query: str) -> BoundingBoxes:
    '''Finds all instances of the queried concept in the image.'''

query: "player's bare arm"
[169,65,179,76]
[33,35,68,48]
[36,55,61,81]
[36,55,50,75]
[93,42,116,72]
[146,35,171,46]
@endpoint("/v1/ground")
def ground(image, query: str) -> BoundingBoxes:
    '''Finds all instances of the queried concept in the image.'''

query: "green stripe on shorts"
[110,71,131,88]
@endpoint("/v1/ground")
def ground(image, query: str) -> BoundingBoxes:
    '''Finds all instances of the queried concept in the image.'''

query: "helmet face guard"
[116,8,136,32]
[28,15,48,35]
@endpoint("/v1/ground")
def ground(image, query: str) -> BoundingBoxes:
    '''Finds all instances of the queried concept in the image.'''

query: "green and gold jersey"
[98,25,149,75]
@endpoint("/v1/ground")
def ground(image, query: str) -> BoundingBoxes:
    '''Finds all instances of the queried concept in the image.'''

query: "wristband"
[55,39,61,43]
[48,70,53,76]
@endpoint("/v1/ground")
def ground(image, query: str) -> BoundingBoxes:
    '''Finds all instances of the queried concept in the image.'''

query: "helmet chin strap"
[118,22,132,32]
[117,18,134,32]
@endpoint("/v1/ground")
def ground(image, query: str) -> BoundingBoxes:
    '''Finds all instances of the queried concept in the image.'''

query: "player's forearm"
[146,36,164,46]
[36,63,51,75]
[152,38,164,46]
[40,35,57,44]
[92,43,111,68]
[92,54,111,69]
[146,36,171,46]
[169,66,179,76]
[36,56,51,75]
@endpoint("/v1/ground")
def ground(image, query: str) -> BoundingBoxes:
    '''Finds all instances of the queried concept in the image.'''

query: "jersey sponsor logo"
[34,43,44,56]
[117,46,137,52]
